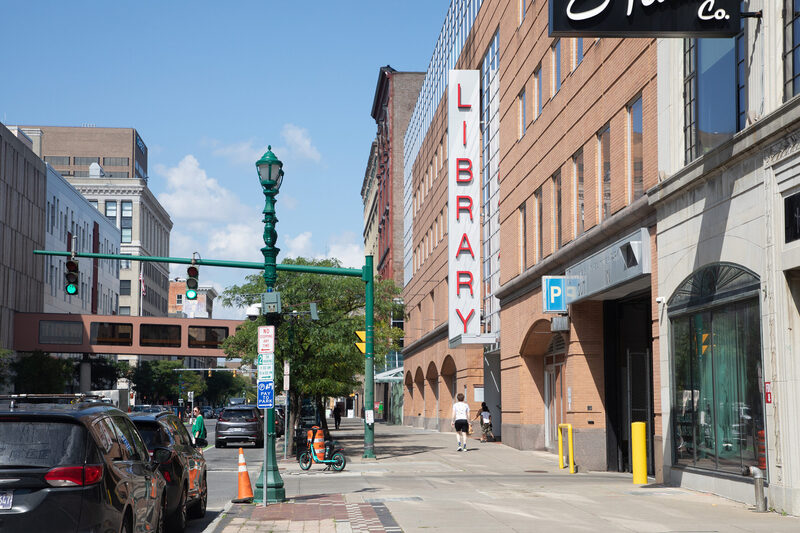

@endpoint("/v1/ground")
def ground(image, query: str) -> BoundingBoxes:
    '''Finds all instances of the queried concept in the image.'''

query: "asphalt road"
[185,419,288,533]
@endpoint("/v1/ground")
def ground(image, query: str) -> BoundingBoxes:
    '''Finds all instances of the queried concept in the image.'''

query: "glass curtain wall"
[670,264,764,475]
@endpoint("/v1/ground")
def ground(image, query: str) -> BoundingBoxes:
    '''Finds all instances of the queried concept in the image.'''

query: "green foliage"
[80,358,129,390]
[127,360,206,404]
[203,371,253,406]
[0,349,12,388]
[12,351,74,393]
[220,257,403,400]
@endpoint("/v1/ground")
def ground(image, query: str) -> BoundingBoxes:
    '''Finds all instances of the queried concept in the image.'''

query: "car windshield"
[0,420,86,467]
[221,409,254,421]
[133,421,170,450]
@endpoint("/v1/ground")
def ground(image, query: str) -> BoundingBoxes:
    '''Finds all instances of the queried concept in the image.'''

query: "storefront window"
[670,264,764,475]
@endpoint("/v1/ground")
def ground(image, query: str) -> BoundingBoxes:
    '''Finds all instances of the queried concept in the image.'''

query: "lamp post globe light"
[254,145,286,504]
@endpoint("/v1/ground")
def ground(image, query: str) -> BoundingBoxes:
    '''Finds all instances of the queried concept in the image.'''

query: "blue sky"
[1,1,448,317]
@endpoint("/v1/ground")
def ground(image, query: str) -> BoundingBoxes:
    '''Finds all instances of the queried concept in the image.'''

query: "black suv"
[216,405,264,448]
[0,394,168,533]
[130,411,207,532]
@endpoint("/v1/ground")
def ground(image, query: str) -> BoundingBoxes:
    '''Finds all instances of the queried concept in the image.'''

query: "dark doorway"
[604,293,654,474]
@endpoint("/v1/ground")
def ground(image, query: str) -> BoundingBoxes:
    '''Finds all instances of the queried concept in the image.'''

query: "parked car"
[130,411,207,532]
[228,397,246,406]
[132,404,167,413]
[216,405,264,448]
[0,394,168,533]
[202,406,215,419]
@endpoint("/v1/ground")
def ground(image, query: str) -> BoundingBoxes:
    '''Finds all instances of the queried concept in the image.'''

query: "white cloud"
[284,231,314,259]
[281,124,321,162]
[156,155,255,224]
[283,231,364,268]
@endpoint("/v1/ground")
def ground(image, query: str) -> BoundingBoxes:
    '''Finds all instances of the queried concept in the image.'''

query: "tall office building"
[17,126,173,317]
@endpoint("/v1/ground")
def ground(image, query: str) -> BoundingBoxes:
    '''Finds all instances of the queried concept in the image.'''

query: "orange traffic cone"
[231,447,254,503]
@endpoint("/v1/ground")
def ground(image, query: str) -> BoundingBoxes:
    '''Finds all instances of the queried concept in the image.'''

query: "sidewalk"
[210,418,800,532]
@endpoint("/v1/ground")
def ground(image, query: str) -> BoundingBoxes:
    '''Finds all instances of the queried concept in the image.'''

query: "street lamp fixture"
[254,146,286,505]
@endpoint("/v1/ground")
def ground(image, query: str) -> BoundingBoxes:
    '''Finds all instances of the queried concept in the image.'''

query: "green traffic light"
[186,289,197,300]
[66,284,78,295]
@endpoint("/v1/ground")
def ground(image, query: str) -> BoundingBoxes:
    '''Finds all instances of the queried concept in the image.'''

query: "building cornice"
[650,94,800,206]
[495,196,655,307]
[402,321,447,357]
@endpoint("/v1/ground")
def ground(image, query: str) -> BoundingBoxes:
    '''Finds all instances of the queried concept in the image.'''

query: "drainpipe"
[742,466,767,512]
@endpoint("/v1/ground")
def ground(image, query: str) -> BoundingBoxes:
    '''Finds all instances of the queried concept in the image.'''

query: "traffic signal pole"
[363,255,376,459]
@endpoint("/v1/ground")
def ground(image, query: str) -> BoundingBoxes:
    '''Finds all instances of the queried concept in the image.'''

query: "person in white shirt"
[451,393,471,451]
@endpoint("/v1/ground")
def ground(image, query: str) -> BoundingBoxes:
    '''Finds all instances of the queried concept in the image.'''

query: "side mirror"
[151,447,172,464]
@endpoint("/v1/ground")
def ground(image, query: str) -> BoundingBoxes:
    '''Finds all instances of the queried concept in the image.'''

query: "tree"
[220,257,403,441]
[12,351,74,393]
[203,370,252,406]
[127,360,206,404]
[75,358,129,391]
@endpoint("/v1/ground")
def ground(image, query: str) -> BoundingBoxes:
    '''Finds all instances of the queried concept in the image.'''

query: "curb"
[201,500,233,533]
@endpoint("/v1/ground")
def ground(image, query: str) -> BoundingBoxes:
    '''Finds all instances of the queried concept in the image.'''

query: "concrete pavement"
[209,418,799,532]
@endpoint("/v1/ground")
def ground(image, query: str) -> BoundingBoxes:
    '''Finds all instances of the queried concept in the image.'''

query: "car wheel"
[255,439,264,449]
[188,475,207,519]
[119,513,132,533]
[168,486,187,533]
[299,452,312,470]
[332,452,346,472]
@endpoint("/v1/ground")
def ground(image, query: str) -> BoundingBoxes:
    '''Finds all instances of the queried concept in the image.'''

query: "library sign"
[549,0,741,38]
[447,70,487,348]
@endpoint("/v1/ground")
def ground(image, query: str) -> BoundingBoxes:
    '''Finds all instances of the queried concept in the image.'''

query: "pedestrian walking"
[451,393,470,451]
[333,405,342,430]
[474,402,494,442]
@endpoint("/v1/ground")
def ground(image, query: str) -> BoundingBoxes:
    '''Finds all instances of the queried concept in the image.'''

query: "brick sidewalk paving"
[215,494,403,533]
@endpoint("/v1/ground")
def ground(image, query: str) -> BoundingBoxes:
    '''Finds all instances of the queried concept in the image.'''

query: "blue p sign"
[543,276,566,313]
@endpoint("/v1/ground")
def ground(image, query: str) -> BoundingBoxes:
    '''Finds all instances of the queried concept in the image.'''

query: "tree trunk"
[288,389,300,455]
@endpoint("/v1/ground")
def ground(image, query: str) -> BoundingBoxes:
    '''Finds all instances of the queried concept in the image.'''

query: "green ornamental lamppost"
[254,145,286,504]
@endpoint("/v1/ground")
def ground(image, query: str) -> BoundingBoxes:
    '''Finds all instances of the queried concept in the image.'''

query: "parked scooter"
[298,426,346,471]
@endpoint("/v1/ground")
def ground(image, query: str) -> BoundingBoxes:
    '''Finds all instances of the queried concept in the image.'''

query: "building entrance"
[604,295,653,474]
[544,337,567,450]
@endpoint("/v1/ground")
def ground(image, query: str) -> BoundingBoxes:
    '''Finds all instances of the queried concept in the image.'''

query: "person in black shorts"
[451,393,471,451]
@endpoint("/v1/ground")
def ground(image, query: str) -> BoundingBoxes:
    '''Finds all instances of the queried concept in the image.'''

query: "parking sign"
[257,381,274,409]
[543,276,566,313]
[258,325,275,354]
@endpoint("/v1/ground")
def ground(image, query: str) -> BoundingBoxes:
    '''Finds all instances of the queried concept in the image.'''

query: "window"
[670,264,764,475]
[574,150,585,236]
[103,157,129,166]
[553,171,562,249]
[120,254,131,270]
[176,294,183,305]
[90,322,133,345]
[106,171,129,178]
[519,203,527,272]
[518,88,527,138]
[119,306,130,316]
[140,324,181,347]
[552,40,561,95]
[629,96,644,201]
[535,187,543,261]
[121,228,132,243]
[74,156,99,166]
[598,125,611,220]
[684,35,743,163]
[575,38,584,68]
[120,280,131,296]
[785,0,800,100]
[105,200,117,219]
[121,200,133,218]
[534,66,543,119]
[44,155,70,166]
[89,200,98,210]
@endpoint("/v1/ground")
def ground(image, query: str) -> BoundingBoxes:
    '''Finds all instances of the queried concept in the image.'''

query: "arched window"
[668,263,764,475]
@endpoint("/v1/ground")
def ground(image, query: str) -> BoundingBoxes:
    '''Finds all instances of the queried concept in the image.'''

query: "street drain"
[524,470,547,473]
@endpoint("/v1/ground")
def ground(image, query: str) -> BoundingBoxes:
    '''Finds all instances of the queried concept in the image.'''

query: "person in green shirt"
[192,407,206,440]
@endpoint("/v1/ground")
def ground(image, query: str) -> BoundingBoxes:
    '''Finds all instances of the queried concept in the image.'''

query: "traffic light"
[65,258,79,295]
[186,265,199,300]
[233,369,237,377]
[700,332,711,355]
[208,369,212,377]
[355,330,366,354]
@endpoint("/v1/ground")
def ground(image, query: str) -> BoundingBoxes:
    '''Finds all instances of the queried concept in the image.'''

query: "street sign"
[187,391,194,401]
[542,276,580,313]
[257,353,274,366]
[258,325,275,354]
[257,381,274,409]
[258,363,274,381]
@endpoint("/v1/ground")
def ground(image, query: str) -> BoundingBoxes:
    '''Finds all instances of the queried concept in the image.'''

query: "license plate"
[0,491,12,510]
[233,427,244,432]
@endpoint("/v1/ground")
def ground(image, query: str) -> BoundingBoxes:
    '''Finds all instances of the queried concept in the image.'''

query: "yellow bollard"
[631,421,647,484]
[558,424,575,474]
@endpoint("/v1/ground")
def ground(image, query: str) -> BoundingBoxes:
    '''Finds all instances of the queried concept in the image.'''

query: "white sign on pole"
[257,353,274,366]
[365,409,374,425]
[258,363,274,381]
[187,391,194,401]
[257,325,275,354]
